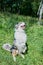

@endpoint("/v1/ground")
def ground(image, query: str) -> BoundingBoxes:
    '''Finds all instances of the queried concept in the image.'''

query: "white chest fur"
[14,28,27,44]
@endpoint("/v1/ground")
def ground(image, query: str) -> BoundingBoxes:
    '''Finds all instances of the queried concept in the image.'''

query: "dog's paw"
[13,56,16,62]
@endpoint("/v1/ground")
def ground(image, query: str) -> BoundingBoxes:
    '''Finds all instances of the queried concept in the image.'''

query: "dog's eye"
[24,25,25,26]
[21,25,25,27]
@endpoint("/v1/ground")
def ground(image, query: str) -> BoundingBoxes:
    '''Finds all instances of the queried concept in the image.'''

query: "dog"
[2,22,27,62]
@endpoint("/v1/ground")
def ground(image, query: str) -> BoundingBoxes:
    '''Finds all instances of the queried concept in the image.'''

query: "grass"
[0,12,43,65]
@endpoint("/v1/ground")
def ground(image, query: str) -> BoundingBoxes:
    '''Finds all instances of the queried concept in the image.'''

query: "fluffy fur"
[2,22,27,62]
[14,23,27,52]
[14,22,27,58]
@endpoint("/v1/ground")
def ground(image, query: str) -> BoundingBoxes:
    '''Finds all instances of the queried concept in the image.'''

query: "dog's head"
[15,22,25,30]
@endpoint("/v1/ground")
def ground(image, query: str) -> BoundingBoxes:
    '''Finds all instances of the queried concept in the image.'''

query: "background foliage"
[0,0,41,16]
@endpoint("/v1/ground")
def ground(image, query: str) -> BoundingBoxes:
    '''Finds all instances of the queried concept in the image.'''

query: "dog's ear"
[15,22,21,29]
[15,24,18,29]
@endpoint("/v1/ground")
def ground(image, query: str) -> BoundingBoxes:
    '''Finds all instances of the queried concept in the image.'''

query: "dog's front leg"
[12,50,17,62]
[12,49,18,62]
[20,54,25,59]
[12,53,16,62]
[18,53,25,59]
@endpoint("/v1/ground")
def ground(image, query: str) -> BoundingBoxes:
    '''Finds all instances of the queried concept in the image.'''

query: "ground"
[0,12,43,65]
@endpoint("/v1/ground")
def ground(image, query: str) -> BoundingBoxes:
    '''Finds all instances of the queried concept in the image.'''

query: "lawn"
[0,12,43,65]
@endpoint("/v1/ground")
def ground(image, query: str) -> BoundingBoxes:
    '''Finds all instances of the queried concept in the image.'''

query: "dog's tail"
[2,43,12,51]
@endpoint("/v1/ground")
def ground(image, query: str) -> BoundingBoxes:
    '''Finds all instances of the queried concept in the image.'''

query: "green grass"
[0,12,43,65]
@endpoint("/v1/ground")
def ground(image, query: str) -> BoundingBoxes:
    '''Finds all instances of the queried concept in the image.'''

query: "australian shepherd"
[2,22,27,62]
